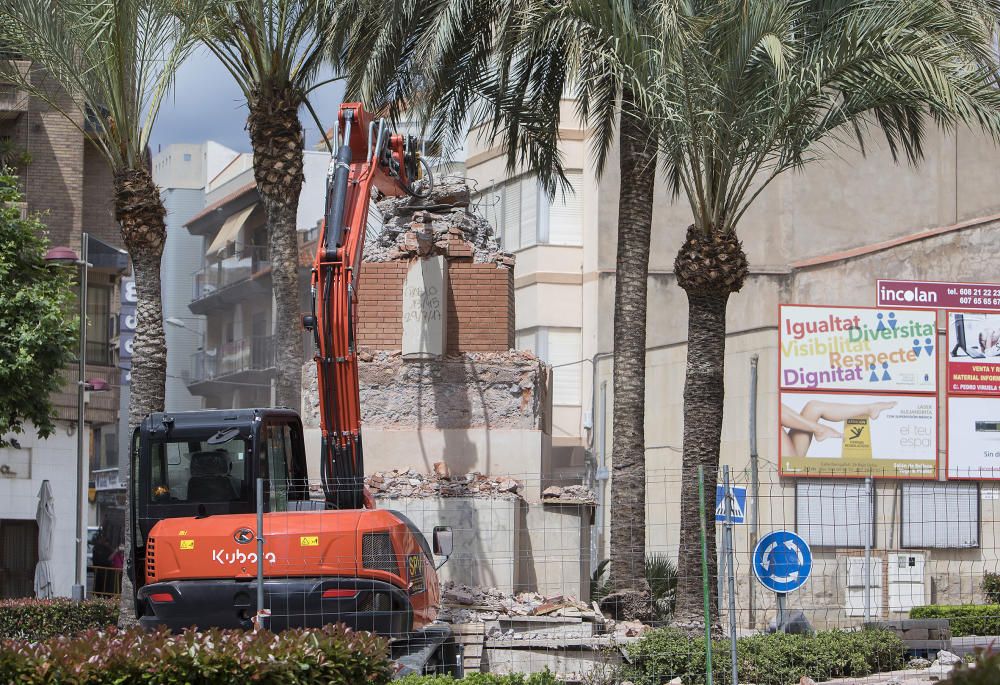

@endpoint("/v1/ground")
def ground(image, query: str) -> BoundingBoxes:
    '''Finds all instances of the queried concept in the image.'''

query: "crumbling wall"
[365,180,514,267]
[301,349,546,431]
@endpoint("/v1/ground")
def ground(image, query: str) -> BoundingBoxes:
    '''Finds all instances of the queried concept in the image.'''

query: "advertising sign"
[877,279,1000,312]
[947,396,1000,479]
[779,391,937,478]
[947,312,1000,395]
[780,305,937,393]
[119,278,136,385]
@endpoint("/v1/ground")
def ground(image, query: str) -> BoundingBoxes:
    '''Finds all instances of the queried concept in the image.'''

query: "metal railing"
[189,335,275,384]
[192,244,270,302]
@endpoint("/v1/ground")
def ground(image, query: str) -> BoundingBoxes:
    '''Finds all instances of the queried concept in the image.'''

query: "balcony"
[189,244,270,314]
[93,467,122,492]
[188,335,275,392]
[0,60,30,121]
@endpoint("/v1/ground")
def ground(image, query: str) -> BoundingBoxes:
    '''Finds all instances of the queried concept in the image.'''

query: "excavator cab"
[128,408,309,597]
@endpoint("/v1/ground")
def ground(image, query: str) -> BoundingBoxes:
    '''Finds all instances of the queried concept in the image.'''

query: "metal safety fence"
[137,465,1000,683]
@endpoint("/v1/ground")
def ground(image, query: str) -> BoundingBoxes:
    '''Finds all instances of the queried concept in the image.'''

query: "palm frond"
[2,0,193,173]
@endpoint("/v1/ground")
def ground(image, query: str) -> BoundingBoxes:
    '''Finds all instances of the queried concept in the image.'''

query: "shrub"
[910,605,1000,637]
[0,624,391,684]
[395,672,559,685]
[591,554,678,622]
[942,649,1000,684]
[981,574,1000,604]
[0,598,118,640]
[625,627,905,685]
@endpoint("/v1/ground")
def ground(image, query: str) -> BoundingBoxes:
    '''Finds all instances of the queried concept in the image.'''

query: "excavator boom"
[306,102,422,509]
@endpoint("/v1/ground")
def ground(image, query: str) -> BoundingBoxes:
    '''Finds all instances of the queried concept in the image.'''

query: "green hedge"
[624,627,906,685]
[0,625,391,684]
[0,598,118,640]
[910,605,1000,637]
[395,673,558,685]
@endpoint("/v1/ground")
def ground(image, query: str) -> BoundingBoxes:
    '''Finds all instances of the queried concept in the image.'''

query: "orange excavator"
[128,104,460,675]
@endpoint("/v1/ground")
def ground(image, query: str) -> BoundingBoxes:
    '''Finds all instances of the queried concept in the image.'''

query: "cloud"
[152,47,346,154]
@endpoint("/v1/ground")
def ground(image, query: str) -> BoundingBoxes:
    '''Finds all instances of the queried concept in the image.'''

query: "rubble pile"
[542,485,598,504]
[439,582,651,638]
[365,179,514,266]
[365,468,521,500]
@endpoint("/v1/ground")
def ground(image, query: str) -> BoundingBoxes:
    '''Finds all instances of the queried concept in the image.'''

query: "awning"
[206,203,257,255]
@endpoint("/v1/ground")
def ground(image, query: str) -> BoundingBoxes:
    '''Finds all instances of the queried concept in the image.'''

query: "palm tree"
[340,0,1000,628]
[636,0,1000,630]
[2,0,192,623]
[178,0,340,414]
[336,0,661,620]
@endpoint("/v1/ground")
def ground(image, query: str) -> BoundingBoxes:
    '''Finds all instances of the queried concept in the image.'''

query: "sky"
[150,48,347,154]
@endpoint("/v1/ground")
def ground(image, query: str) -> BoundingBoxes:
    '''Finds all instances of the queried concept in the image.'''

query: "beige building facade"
[464,104,1000,628]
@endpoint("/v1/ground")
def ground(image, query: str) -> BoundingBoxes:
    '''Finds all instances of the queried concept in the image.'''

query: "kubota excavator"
[127,103,461,675]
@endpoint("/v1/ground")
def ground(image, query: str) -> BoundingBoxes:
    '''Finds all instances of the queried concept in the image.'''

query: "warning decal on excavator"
[300,536,319,547]
[180,539,194,550]
[407,554,425,593]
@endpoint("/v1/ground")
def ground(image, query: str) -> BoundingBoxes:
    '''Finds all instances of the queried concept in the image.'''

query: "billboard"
[947,312,1000,395]
[779,392,937,478]
[780,305,937,393]
[878,279,1000,312]
[947,396,1000,479]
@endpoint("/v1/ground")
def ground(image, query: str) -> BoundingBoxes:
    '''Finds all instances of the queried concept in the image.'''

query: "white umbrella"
[34,480,55,599]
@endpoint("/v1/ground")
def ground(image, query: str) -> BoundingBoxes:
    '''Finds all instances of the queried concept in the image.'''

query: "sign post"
[753,530,813,632]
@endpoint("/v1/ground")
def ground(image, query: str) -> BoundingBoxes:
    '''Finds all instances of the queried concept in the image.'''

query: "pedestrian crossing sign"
[714,485,748,524]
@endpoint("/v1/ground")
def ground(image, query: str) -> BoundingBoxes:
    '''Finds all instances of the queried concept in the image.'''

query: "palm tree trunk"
[602,97,655,622]
[248,86,305,413]
[671,227,748,632]
[112,166,167,628]
[671,291,727,630]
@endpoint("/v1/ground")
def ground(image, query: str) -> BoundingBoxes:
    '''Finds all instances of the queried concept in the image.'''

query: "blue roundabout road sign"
[752,530,812,594]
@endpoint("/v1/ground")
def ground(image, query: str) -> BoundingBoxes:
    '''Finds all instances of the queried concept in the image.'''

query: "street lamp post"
[45,233,110,601]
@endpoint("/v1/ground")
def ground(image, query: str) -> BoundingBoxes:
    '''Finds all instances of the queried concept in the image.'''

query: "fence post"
[864,476,872,624]
[698,465,714,685]
[748,354,759,628]
[724,466,738,685]
[256,477,267,629]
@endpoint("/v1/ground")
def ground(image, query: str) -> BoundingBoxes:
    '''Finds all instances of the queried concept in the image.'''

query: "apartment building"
[182,151,329,408]
[464,104,1000,627]
[0,56,127,598]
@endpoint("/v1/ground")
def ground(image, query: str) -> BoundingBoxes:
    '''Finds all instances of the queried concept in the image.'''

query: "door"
[0,520,39,598]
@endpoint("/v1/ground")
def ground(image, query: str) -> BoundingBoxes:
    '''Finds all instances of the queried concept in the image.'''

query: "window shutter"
[519,176,538,248]
[548,171,583,245]
[547,329,582,405]
[502,180,522,250]
[796,481,873,548]
[901,482,978,548]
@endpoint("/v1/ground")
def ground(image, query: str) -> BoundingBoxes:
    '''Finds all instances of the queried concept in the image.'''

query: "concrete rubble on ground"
[365,178,514,267]
[439,582,650,639]
[365,469,521,500]
[817,649,966,685]
[542,485,598,505]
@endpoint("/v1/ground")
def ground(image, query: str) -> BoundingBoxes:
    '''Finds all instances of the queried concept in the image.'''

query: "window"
[150,439,249,504]
[86,283,112,365]
[476,171,584,251]
[902,481,979,548]
[519,327,583,406]
[264,424,291,512]
[541,171,584,246]
[796,480,874,548]
[183,153,192,161]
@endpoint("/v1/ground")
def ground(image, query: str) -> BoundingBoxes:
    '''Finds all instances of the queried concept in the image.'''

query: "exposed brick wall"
[357,260,514,353]
[82,141,122,248]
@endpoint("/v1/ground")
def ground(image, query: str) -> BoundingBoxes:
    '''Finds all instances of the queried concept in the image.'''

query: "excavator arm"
[304,102,424,509]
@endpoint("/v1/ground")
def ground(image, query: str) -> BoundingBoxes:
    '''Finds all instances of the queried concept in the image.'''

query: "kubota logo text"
[212,549,277,565]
